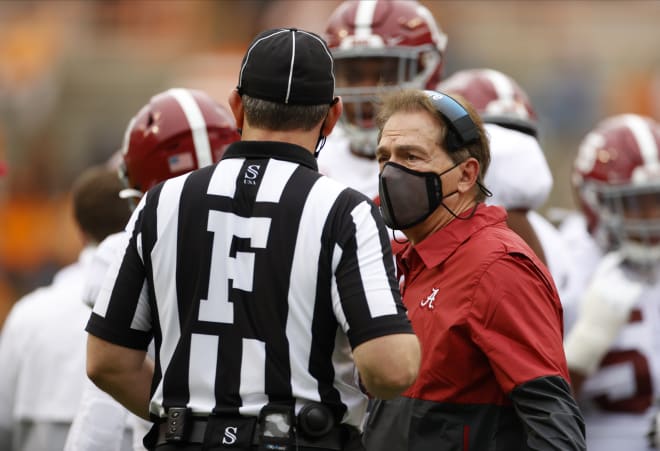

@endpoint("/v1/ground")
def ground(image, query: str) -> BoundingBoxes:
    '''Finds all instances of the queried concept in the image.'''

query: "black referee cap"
[237,28,335,106]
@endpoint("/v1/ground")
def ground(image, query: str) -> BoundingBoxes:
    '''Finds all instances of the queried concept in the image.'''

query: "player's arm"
[86,334,153,420]
[353,333,420,399]
[563,251,644,397]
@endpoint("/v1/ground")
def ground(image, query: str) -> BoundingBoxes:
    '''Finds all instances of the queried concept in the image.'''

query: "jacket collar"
[400,204,507,269]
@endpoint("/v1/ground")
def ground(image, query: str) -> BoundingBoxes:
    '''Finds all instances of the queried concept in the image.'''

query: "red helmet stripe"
[168,88,213,168]
[623,114,659,167]
[485,69,515,109]
[416,2,448,51]
[354,0,378,39]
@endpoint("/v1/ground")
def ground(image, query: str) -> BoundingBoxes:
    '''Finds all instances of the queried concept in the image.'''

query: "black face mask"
[378,161,460,230]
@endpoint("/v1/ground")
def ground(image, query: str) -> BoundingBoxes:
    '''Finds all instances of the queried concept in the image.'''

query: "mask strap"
[437,161,461,177]
[438,160,491,219]
[392,229,408,244]
[314,134,327,158]
[315,98,339,158]
[441,201,480,220]
[477,181,492,198]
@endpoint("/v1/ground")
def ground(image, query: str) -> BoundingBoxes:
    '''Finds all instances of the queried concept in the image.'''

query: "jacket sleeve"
[510,375,586,451]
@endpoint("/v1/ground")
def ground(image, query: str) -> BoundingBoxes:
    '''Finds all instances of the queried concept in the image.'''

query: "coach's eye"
[376,151,390,165]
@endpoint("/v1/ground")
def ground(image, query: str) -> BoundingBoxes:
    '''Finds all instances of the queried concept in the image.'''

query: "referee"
[86,28,420,451]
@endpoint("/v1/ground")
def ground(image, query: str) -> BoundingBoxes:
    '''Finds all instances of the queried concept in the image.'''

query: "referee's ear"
[321,96,343,138]
[228,89,245,132]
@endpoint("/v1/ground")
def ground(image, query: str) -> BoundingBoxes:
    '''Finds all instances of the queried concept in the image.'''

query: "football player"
[318,0,448,201]
[0,165,131,451]
[562,114,660,450]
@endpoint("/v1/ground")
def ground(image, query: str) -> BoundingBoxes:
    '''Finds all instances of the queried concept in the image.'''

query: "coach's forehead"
[379,110,443,154]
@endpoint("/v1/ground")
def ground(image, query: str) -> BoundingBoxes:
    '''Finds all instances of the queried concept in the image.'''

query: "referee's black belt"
[153,405,353,450]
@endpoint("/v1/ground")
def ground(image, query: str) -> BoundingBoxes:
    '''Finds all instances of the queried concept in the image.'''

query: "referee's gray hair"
[242,95,329,131]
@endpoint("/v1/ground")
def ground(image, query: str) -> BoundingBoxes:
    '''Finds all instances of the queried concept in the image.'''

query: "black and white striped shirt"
[87,141,412,428]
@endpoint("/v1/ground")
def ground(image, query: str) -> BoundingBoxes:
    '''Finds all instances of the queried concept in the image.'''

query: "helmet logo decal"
[168,153,195,173]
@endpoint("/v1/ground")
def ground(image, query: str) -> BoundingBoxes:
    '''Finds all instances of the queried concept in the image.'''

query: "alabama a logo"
[420,288,439,310]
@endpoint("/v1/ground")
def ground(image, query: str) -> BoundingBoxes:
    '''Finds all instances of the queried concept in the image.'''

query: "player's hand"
[564,251,644,376]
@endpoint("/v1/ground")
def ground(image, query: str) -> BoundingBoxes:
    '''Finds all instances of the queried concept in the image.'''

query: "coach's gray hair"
[242,95,329,131]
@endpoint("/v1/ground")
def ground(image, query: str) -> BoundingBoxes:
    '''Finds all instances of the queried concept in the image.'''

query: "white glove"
[564,251,644,375]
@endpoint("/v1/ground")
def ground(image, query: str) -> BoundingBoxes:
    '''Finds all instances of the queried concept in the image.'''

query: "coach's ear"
[228,89,244,130]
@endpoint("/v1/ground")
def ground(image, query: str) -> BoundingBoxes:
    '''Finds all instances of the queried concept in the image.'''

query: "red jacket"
[364,204,571,451]
[399,204,568,403]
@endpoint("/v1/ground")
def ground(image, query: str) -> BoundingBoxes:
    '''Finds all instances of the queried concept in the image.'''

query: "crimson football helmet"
[118,88,239,203]
[572,114,660,264]
[324,0,447,156]
[437,68,538,137]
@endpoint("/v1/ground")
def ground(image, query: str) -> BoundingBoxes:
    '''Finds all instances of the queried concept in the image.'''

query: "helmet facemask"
[598,181,660,267]
[572,113,660,264]
[117,159,143,212]
[333,46,441,157]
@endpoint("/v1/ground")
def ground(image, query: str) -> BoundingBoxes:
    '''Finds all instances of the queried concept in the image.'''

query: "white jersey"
[576,263,660,450]
[527,211,582,331]
[558,211,605,300]
[64,377,133,451]
[0,247,95,451]
[317,126,380,201]
[81,231,129,308]
[65,231,149,451]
